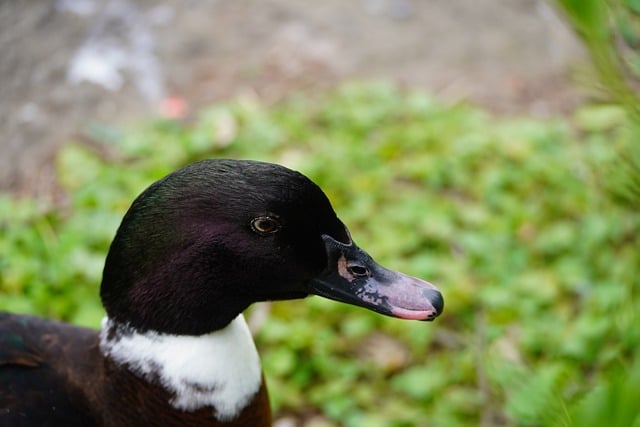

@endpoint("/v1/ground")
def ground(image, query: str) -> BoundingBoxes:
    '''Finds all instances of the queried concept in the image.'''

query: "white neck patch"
[99,314,262,421]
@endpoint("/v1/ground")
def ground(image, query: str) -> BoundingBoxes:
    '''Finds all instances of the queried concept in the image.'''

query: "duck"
[0,158,443,427]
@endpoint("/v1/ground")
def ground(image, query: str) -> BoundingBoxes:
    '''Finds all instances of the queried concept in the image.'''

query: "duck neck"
[99,314,263,421]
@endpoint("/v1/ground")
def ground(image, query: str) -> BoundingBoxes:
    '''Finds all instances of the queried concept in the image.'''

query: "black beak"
[308,235,444,321]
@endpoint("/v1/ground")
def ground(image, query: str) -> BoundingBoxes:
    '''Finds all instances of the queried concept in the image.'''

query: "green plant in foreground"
[555,0,640,113]
[551,1,640,425]
[0,82,638,426]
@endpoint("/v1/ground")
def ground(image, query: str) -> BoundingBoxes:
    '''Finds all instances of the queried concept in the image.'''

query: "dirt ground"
[1,0,584,197]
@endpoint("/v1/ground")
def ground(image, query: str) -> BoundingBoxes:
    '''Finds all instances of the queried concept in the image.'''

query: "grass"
[1,82,638,426]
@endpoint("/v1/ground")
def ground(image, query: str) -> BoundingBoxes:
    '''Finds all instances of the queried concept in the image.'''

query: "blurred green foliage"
[555,0,640,112]
[551,2,640,426]
[1,81,638,426]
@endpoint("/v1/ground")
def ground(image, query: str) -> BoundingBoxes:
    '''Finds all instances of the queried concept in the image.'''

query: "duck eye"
[251,216,281,235]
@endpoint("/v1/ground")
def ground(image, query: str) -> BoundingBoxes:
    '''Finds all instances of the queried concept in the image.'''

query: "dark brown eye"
[251,216,281,235]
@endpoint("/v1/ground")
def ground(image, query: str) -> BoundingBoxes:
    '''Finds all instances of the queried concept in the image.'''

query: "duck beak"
[308,235,444,321]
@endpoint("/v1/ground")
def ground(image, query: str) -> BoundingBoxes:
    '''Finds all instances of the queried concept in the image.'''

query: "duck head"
[101,159,443,335]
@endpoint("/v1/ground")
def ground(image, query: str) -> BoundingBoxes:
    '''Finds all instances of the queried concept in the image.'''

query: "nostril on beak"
[346,264,370,278]
[422,288,444,316]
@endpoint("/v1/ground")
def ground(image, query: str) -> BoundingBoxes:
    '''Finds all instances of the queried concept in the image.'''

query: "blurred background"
[1,1,639,426]
[2,0,585,195]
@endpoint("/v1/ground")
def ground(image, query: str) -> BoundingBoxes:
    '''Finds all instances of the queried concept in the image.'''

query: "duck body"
[1,313,270,427]
[0,159,443,426]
